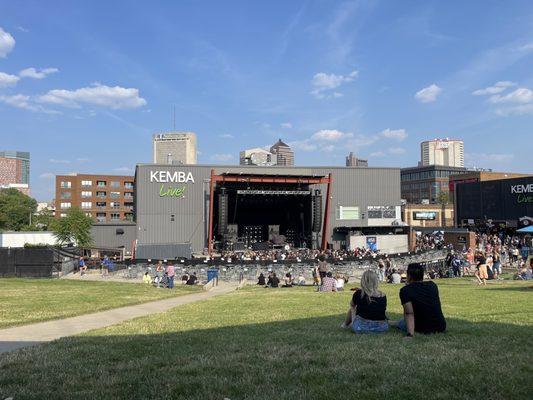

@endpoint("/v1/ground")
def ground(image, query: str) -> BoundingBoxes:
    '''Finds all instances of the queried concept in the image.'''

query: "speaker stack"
[218,189,228,235]
[312,190,323,233]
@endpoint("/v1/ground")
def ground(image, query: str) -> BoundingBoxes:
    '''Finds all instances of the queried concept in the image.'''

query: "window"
[60,202,71,209]
[110,213,120,220]
[110,191,120,199]
[367,206,396,219]
[81,180,92,186]
[110,181,120,188]
[335,206,360,220]
[96,201,106,207]
[124,192,133,198]
[97,181,106,187]
[60,213,67,218]
[96,212,106,223]
[81,191,92,198]
[125,202,134,210]
[85,212,92,217]
[124,213,133,221]
[110,201,121,208]
[60,181,71,188]
[81,202,92,209]
[124,182,133,189]
[60,192,71,199]
[96,191,106,197]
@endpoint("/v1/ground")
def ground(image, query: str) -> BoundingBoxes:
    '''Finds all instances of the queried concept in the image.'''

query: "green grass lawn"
[0,278,202,328]
[1,279,532,399]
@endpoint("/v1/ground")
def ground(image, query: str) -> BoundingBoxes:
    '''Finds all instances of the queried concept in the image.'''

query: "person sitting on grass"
[181,273,189,285]
[393,263,446,338]
[297,274,306,286]
[341,270,388,333]
[282,273,293,288]
[186,273,198,285]
[267,272,280,288]
[336,274,345,291]
[319,272,337,292]
[257,273,266,285]
[142,271,152,284]
[389,269,401,284]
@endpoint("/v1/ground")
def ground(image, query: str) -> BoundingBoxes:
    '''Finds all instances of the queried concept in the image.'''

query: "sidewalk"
[0,282,235,354]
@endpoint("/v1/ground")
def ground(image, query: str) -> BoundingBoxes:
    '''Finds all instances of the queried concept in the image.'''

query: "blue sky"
[1,0,532,201]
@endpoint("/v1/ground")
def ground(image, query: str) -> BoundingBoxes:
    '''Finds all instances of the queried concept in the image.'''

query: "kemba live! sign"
[150,170,195,198]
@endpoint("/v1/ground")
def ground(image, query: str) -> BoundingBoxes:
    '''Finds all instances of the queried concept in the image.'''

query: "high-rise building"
[345,152,368,167]
[152,132,197,165]
[270,139,294,166]
[420,138,464,168]
[55,174,135,223]
[0,151,30,195]
[239,148,277,166]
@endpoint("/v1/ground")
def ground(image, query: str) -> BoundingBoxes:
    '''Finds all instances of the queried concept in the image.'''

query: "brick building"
[401,165,468,204]
[0,151,30,195]
[55,174,134,222]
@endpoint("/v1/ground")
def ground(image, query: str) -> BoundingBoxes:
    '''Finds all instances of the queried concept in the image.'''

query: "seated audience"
[341,270,388,333]
[267,273,280,288]
[282,273,293,287]
[319,272,337,292]
[390,269,401,284]
[257,273,266,285]
[335,275,345,291]
[394,263,446,337]
[297,275,306,286]
[142,271,152,284]
[181,273,189,285]
[186,273,198,285]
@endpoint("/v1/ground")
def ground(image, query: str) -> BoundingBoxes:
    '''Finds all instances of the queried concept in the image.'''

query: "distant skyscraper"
[152,132,197,165]
[239,148,277,166]
[345,152,368,167]
[270,139,294,166]
[420,139,464,168]
[0,151,30,195]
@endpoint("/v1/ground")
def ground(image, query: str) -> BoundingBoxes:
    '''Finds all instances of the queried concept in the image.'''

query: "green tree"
[0,188,37,231]
[31,207,55,231]
[51,207,93,247]
[436,190,450,206]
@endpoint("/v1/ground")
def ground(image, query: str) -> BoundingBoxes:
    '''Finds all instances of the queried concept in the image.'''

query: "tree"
[0,188,37,231]
[51,207,93,247]
[31,207,55,231]
[436,191,450,206]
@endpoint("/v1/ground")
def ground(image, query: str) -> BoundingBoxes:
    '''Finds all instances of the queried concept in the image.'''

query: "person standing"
[155,262,164,288]
[166,263,175,289]
[318,256,329,284]
[475,251,488,286]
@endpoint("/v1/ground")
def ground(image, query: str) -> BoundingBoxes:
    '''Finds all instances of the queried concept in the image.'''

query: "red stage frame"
[207,170,333,255]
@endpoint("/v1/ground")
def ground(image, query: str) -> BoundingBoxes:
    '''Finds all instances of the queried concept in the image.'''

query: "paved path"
[0,283,235,354]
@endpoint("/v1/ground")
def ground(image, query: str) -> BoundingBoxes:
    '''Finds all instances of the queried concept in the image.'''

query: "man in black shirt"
[397,263,446,337]
[267,273,280,288]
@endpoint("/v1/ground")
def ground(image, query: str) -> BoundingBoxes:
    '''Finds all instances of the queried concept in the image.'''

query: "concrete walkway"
[0,283,235,354]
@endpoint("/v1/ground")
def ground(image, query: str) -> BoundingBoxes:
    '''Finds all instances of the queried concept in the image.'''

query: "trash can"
[207,268,218,283]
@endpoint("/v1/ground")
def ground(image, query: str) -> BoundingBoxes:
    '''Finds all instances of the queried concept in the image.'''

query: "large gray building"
[152,132,197,165]
[134,164,404,259]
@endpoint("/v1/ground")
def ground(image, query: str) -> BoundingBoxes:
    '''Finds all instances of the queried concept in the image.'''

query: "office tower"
[152,132,197,165]
[345,152,368,167]
[0,151,30,195]
[239,148,277,166]
[420,139,464,168]
[269,139,294,166]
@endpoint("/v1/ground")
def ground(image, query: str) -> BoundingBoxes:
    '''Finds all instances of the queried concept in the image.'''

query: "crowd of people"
[218,246,381,263]
[142,262,200,288]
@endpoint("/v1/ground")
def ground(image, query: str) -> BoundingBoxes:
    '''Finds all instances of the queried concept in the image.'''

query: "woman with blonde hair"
[341,270,389,333]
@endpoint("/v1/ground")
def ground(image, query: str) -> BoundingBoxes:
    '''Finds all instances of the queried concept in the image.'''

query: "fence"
[0,247,79,278]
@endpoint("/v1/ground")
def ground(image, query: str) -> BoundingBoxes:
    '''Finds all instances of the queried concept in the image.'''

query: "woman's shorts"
[351,316,389,333]
[478,264,488,279]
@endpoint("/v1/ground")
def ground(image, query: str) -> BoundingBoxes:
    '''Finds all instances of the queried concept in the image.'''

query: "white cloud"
[114,167,133,173]
[472,81,515,95]
[219,133,234,139]
[49,158,71,164]
[0,72,20,87]
[380,128,407,141]
[211,153,234,162]
[288,140,318,152]
[495,104,533,116]
[311,129,353,141]
[280,122,292,129]
[489,87,533,104]
[388,147,406,155]
[0,27,15,58]
[38,83,147,109]
[39,172,55,179]
[76,158,91,163]
[0,94,60,114]
[311,70,358,98]
[415,83,442,103]
[466,152,514,164]
[19,67,59,79]
[369,151,385,158]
